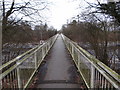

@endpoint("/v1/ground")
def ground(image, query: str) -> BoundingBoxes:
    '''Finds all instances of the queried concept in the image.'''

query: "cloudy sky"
[47,0,88,30]
[47,0,81,30]
[47,0,108,30]
[6,0,109,30]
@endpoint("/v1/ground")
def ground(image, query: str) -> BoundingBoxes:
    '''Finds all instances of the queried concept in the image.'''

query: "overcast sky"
[46,0,108,30]
[47,0,88,30]
[6,0,110,30]
[47,0,80,30]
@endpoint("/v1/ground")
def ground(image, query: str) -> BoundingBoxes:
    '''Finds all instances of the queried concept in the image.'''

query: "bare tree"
[2,0,49,29]
[1,0,51,63]
[83,0,120,24]
[2,0,49,43]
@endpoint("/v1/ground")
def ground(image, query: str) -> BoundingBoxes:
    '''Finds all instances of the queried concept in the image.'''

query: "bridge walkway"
[30,35,85,88]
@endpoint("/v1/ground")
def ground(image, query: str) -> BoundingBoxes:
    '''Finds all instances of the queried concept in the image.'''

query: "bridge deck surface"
[32,35,84,88]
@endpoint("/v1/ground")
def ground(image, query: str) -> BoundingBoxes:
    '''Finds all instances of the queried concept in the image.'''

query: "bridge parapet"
[0,34,58,89]
[61,34,120,89]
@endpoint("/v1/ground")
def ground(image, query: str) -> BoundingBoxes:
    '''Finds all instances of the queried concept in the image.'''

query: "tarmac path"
[35,35,82,88]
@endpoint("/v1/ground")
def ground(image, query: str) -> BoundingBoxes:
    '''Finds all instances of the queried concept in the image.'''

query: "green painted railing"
[0,34,58,89]
[61,34,120,89]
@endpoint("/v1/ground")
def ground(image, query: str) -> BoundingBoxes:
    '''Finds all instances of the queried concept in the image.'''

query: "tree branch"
[6,0,15,17]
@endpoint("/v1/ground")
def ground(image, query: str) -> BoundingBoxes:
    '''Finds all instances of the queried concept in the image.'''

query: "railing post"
[34,52,37,69]
[91,65,95,88]
[17,67,22,89]
[69,44,72,54]
[42,48,44,59]
[78,55,81,70]
[42,47,46,59]
[72,46,74,60]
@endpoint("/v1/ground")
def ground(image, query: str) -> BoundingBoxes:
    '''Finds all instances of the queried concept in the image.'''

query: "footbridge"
[0,34,120,89]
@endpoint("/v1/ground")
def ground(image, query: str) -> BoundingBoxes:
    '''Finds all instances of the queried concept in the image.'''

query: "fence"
[61,34,120,89]
[0,34,58,89]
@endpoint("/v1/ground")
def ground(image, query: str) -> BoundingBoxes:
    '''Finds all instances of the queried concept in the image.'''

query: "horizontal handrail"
[72,40,120,83]
[0,45,38,71]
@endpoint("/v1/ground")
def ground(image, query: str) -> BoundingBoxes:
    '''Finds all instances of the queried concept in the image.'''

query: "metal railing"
[61,34,120,89]
[0,34,58,89]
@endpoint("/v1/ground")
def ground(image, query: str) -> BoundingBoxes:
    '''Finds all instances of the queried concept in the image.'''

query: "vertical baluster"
[48,42,50,50]
[78,53,81,71]
[34,52,37,69]
[68,42,70,52]
[95,69,97,88]
[101,76,104,89]
[17,67,22,89]
[104,78,107,89]
[14,70,16,89]
[12,71,14,89]
[11,71,14,88]
[39,49,42,64]
[96,71,99,88]
[67,42,69,49]
[76,51,78,64]
[77,53,80,66]
[44,45,46,55]
[39,49,41,64]
[27,57,30,85]
[7,75,10,88]
[42,48,44,59]
[69,44,71,53]
[71,44,73,57]
[72,45,74,58]
[90,65,95,88]
[73,47,75,61]
[6,74,9,88]
[68,43,70,51]
[107,82,110,89]
[70,43,71,51]
[9,72,13,88]
[14,69,17,88]
[13,71,15,89]
[74,49,76,63]
[36,50,38,66]
[23,68,26,87]
[100,74,102,88]
[44,47,45,57]
[97,72,100,88]
[12,71,15,89]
